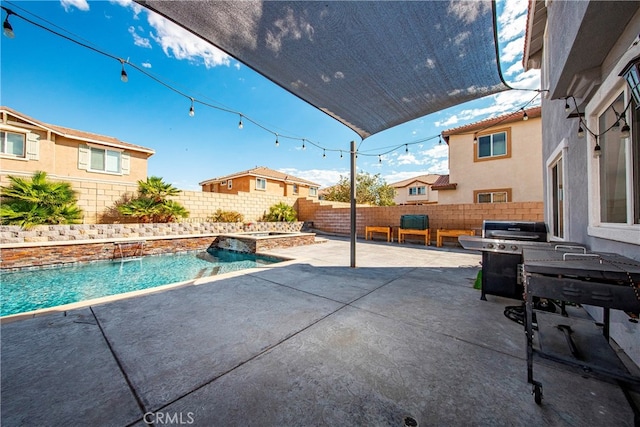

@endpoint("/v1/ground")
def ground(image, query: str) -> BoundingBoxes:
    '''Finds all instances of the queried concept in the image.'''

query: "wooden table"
[436,229,475,247]
[365,226,392,242]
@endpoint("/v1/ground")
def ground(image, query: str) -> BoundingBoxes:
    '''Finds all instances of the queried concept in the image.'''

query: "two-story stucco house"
[389,174,440,205]
[199,166,320,198]
[0,106,155,186]
[438,106,542,205]
[524,1,639,367]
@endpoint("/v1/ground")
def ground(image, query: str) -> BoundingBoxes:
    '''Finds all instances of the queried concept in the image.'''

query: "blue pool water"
[0,249,282,317]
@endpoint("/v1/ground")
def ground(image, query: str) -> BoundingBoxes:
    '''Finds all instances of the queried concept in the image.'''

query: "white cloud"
[498,0,527,42]
[128,26,151,48]
[60,0,89,12]
[448,1,491,25]
[147,13,230,68]
[141,62,152,68]
[500,36,525,64]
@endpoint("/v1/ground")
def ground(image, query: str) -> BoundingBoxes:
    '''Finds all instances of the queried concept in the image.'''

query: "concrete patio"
[1,236,636,426]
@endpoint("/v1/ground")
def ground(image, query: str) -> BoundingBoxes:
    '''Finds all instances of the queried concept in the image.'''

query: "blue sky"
[1,0,540,190]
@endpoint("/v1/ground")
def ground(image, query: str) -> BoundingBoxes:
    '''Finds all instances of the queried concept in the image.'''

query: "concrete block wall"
[297,198,544,241]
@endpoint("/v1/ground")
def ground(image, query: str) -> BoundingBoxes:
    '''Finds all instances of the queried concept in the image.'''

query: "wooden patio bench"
[436,229,475,247]
[398,228,430,246]
[365,226,392,242]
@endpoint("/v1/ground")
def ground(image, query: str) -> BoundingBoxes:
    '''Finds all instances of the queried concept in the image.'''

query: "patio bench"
[398,228,430,246]
[365,226,392,242]
[436,229,475,247]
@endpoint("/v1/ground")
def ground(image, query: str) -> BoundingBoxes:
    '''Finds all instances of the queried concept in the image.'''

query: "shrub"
[208,209,244,223]
[262,202,297,222]
[0,171,83,228]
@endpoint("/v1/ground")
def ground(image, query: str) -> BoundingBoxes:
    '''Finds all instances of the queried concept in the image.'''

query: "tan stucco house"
[199,166,320,198]
[389,174,441,205]
[0,106,155,186]
[438,106,543,204]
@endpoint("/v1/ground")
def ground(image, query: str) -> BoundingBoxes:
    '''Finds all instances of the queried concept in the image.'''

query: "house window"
[551,156,564,238]
[256,178,266,190]
[0,131,25,158]
[228,179,232,189]
[475,128,511,161]
[90,147,120,173]
[409,186,426,196]
[475,189,510,203]
[597,93,639,224]
[546,139,569,241]
[293,184,299,194]
[309,187,318,197]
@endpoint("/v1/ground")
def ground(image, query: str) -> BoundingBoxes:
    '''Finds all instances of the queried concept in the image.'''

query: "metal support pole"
[350,140,356,268]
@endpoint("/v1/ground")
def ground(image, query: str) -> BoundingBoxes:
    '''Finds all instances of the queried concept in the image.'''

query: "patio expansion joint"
[88,306,148,423]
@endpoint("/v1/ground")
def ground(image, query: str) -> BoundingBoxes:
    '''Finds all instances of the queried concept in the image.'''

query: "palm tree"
[0,171,83,228]
[117,176,188,223]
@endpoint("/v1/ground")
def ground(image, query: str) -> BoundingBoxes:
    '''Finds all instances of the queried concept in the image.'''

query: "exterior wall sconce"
[620,54,640,107]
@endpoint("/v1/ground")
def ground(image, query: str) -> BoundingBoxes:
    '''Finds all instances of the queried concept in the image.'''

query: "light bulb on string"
[438,136,442,145]
[322,149,326,158]
[378,155,382,163]
[238,115,243,130]
[120,60,128,83]
[3,12,14,39]
[473,134,478,144]
[189,98,195,117]
[340,150,343,159]
[621,121,630,138]
[275,134,279,147]
[593,137,602,158]
[522,109,528,121]
[577,123,585,138]
[564,98,570,113]
[302,139,306,150]
[405,144,408,154]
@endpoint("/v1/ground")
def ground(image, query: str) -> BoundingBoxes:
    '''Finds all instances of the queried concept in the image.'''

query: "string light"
[621,120,630,138]
[593,136,602,158]
[3,4,552,164]
[322,149,326,158]
[473,134,478,144]
[120,59,128,83]
[522,109,528,121]
[577,124,585,138]
[3,10,14,39]
[438,135,442,145]
[564,98,570,113]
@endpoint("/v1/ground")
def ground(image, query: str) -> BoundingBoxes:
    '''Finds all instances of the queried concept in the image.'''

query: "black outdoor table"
[521,246,640,421]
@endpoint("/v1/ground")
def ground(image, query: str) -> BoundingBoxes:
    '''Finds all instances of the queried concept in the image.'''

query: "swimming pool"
[0,248,283,317]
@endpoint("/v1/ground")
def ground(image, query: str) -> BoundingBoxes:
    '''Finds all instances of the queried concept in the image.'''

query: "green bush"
[208,209,244,223]
[0,171,83,229]
[262,202,297,222]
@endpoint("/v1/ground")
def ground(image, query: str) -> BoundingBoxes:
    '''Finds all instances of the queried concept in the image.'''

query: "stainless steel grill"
[459,221,553,300]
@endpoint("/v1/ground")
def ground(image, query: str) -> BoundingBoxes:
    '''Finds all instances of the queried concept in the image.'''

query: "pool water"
[0,248,282,317]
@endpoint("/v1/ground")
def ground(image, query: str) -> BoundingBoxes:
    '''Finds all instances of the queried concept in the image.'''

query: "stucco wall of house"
[540,2,640,368]
[440,118,543,204]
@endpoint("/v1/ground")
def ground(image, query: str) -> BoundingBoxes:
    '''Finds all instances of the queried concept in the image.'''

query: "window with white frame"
[90,147,121,173]
[597,93,639,225]
[476,130,508,159]
[0,131,25,158]
[256,177,266,190]
[550,156,565,238]
[408,186,426,196]
[309,187,318,197]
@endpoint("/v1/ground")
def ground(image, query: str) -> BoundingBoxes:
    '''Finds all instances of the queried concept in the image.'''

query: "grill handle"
[554,245,587,254]
[562,253,601,261]
[488,232,542,240]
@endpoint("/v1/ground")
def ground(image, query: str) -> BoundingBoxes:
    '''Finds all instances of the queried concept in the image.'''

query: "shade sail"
[137,1,509,139]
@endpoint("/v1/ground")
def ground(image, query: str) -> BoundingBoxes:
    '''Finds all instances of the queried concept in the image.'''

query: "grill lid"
[482,221,548,242]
